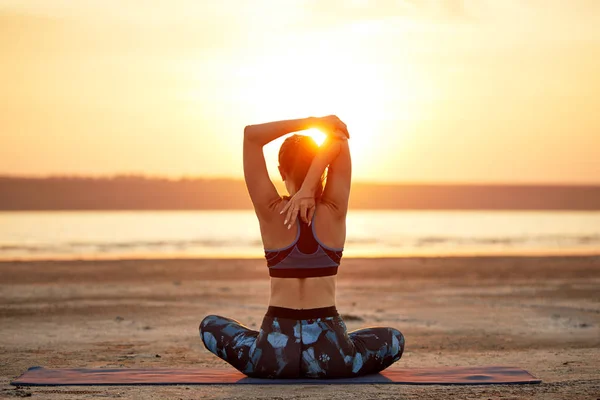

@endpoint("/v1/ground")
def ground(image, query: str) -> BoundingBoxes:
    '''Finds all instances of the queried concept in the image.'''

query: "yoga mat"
[12,366,541,386]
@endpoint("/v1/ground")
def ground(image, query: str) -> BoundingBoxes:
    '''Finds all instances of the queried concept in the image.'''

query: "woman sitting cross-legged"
[200,115,405,378]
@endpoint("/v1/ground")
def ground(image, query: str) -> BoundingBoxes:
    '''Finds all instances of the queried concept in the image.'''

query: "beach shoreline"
[2,249,600,263]
[1,255,599,399]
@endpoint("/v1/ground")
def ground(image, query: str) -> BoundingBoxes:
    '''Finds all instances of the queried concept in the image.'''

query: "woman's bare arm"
[320,137,352,215]
[243,117,315,215]
[281,115,351,227]
[244,118,316,147]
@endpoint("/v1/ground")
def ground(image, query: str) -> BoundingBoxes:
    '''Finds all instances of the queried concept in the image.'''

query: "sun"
[305,128,326,146]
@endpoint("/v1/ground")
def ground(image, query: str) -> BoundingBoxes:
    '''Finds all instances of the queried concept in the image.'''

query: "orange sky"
[1,0,599,184]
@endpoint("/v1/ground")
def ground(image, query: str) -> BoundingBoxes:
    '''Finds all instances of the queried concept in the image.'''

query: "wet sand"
[1,256,599,399]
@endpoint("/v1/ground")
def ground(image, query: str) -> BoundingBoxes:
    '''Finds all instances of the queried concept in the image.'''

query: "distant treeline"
[0,176,599,210]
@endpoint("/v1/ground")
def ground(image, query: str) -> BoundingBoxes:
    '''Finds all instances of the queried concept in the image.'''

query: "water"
[0,211,599,260]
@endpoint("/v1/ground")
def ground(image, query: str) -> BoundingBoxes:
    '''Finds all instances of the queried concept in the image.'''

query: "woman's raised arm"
[280,115,351,227]
[243,117,316,215]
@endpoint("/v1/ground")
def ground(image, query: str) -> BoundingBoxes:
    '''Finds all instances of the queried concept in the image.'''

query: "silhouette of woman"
[200,115,404,378]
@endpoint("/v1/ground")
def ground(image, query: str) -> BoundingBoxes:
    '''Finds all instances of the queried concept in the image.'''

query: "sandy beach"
[1,255,599,399]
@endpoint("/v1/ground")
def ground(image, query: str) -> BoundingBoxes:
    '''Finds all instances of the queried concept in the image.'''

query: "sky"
[1,0,599,184]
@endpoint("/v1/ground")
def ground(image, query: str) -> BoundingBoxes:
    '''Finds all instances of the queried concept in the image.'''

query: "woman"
[199,115,405,379]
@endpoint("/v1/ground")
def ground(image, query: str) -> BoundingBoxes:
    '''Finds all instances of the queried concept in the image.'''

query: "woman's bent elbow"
[243,125,254,140]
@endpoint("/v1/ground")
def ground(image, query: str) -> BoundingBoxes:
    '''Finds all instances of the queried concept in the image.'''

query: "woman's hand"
[313,115,350,140]
[280,187,316,229]
[278,115,349,229]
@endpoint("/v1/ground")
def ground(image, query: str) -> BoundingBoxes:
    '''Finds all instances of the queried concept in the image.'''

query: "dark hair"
[278,134,324,198]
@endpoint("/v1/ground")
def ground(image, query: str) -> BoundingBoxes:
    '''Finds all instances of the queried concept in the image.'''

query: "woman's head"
[278,134,323,197]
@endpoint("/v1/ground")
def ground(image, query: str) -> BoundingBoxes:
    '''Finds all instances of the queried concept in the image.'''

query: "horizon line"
[1,173,599,187]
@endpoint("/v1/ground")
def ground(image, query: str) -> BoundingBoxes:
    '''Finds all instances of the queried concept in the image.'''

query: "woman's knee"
[199,315,227,354]
[388,328,405,359]
[199,314,218,332]
[199,314,234,331]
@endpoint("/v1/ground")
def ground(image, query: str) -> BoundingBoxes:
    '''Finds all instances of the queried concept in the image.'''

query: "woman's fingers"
[342,127,350,138]
[283,198,294,225]
[287,207,299,229]
[307,206,315,226]
[336,122,349,138]
[281,197,316,228]
[333,130,348,140]
[284,203,295,227]
[280,200,291,216]
[300,203,308,224]
[317,115,349,138]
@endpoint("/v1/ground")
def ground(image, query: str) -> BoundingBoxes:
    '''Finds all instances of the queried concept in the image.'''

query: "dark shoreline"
[2,176,599,210]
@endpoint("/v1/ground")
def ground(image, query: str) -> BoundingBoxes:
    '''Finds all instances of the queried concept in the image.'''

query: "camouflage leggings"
[199,306,405,379]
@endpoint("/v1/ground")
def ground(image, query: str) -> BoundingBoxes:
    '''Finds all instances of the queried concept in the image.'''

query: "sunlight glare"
[305,128,326,146]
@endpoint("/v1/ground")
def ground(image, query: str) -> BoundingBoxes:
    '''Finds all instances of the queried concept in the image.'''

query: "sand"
[1,255,599,399]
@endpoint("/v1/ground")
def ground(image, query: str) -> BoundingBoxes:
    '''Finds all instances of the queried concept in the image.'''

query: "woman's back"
[239,116,351,309]
[261,200,346,309]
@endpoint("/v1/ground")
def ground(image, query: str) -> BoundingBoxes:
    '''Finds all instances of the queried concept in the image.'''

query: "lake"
[0,210,599,260]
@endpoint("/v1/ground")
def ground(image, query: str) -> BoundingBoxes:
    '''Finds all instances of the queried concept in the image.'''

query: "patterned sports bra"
[264,214,344,278]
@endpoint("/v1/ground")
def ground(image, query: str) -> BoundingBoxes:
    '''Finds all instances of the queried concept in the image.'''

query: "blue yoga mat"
[12,366,541,386]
